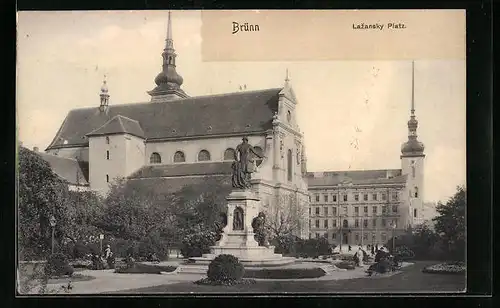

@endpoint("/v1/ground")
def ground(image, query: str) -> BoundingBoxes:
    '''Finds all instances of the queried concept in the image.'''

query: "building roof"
[37,152,89,186]
[129,175,232,196]
[128,161,233,179]
[46,88,282,150]
[306,169,407,187]
[87,115,145,139]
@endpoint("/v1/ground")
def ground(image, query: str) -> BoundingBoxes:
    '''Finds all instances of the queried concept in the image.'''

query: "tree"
[433,186,466,261]
[265,193,308,239]
[18,147,70,260]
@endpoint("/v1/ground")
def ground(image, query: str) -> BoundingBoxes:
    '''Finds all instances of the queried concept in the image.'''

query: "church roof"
[46,88,282,150]
[306,169,407,187]
[128,161,233,179]
[87,115,145,139]
[37,152,89,186]
[128,162,233,195]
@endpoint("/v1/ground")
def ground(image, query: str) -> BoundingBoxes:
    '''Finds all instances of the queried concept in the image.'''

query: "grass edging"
[242,268,326,279]
[422,263,465,275]
[114,263,177,274]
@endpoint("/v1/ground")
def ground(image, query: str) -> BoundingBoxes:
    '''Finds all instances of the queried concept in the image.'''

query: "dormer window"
[150,152,162,164]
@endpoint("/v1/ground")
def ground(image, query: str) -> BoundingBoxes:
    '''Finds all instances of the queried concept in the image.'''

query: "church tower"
[401,61,425,227]
[148,11,189,102]
[99,75,110,112]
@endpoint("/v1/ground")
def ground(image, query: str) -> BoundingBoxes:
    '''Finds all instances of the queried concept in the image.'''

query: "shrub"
[181,229,218,258]
[69,259,92,269]
[45,253,74,277]
[272,234,301,255]
[335,261,355,270]
[207,254,244,283]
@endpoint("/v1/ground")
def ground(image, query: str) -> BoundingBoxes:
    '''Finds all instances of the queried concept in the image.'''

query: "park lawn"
[108,261,465,294]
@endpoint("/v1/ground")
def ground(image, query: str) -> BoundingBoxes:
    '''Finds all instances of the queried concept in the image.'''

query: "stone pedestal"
[181,189,295,273]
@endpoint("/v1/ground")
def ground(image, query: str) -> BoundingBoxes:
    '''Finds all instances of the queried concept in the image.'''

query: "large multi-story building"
[306,62,426,245]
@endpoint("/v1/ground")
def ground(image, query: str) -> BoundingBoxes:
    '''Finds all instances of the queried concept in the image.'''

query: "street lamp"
[49,215,56,254]
[99,234,104,255]
[391,222,397,253]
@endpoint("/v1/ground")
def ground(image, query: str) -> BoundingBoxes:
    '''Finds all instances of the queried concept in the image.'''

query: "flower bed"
[422,262,465,275]
[243,268,326,279]
[114,263,177,274]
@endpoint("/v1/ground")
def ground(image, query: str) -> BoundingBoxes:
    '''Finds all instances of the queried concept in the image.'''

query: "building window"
[324,219,328,228]
[105,136,110,144]
[372,219,377,227]
[343,219,348,228]
[372,233,376,240]
[392,192,398,201]
[150,152,161,164]
[287,149,293,181]
[343,194,348,202]
[364,206,368,214]
[106,150,110,160]
[315,207,320,215]
[392,205,398,213]
[381,233,387,241]
[414,187,419,198]
[315,219,320,228]
[342,206,348,215]
[315,194,320,202]
[354,193,359,201]
[382,193,387,201]
[333,219,337,227]
[332,233,336,239]
[224,148,236,160]
[309,195,311,202]
[309,208,311,215]
[355,219,359,227]
[324,194,328,202]
[363,233,368,240]
[198,150,211,161]
[382,206,387,213]
[355,233,359,242]
[382,219,386,227]
[414,209,417,218]
[363,219,368,228]
[315,233,320,239]
[106,174,109,183]
[372,206,377,214]
[373,193,377,201]
[174,151,185,163]
[324,207,328,216]
[253,146,264,166]
[309,233,312,239]
[363,194,368,201]
[332,195,337,202]
[332,207,337,216]
[354,207,359,215]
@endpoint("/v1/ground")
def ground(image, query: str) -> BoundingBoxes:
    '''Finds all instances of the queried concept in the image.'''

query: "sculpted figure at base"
[233,207,244,231]
[232,137,264,189]
[252,212,269,247]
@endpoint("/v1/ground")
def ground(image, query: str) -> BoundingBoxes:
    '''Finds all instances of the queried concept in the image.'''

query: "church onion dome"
[407,117,418,130]
[154,66,184,88]
[401,138,425,155]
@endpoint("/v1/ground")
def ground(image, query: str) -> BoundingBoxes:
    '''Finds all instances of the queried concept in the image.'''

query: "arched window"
[105,136,110,144]
[343,219,348,228]
[150,152,162,164]
[173,151,185,163]
[253,146,264,166]
[106,174,109,183]
[414,187,419,198]
[287,149,293,181]
[106,150,110,160]
[224,148,236,161]
[198,150,211,161]
[412,166,416,178]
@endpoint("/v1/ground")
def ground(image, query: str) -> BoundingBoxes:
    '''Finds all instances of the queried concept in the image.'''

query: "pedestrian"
[348,245,352,252]
[104,245,115,269]
[371,245,375,255]
[375,243,379,252]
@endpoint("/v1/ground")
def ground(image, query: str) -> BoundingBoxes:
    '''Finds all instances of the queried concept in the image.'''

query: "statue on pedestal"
[233,207,244,231]
[232,137,264,189]
[252,212,269,247]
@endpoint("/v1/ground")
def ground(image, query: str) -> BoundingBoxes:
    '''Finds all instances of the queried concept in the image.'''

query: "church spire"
[99,74,109,111]
[148,11,189,102]
[401,61,425,156]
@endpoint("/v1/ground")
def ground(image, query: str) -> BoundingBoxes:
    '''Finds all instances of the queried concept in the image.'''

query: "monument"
[180,137,295,273]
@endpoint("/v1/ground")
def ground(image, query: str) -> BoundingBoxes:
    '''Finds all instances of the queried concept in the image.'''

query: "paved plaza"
[33,260,465,294]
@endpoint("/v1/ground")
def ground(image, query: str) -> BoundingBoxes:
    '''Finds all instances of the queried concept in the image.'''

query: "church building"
[42,12,311,239]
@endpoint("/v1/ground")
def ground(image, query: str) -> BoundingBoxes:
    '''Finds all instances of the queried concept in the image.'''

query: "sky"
[16,11,466,204]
